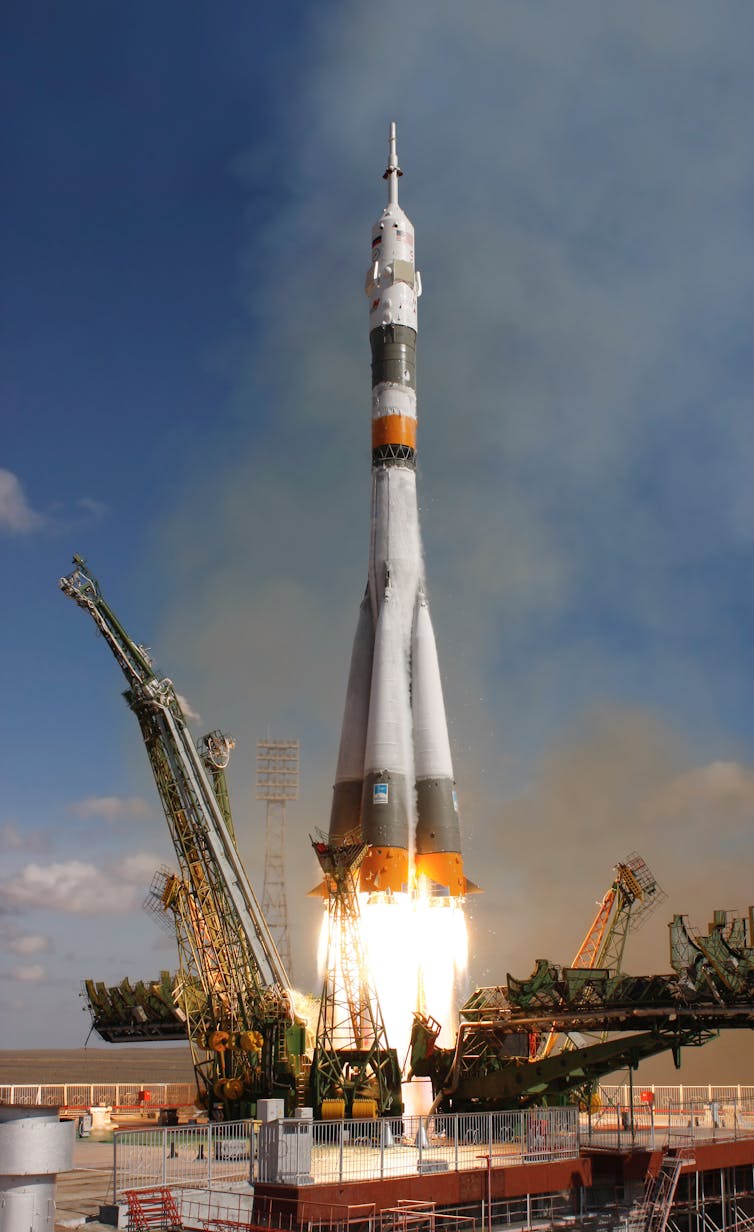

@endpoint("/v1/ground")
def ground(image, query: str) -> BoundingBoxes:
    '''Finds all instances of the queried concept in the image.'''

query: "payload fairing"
[328,124,472,900]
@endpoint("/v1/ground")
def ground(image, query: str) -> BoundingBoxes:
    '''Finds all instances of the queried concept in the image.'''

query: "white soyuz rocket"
[328,124,473,900]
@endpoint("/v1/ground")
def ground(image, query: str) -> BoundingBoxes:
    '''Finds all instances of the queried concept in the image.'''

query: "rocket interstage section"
[328,122,472,904]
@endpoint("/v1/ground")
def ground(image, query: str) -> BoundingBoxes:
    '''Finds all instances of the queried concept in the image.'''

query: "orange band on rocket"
[371,415,417,450]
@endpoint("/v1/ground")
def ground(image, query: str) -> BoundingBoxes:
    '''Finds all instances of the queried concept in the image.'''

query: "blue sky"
[3,3,754,1077]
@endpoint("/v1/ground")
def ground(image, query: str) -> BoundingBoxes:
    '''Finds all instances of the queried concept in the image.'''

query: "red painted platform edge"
[253,1157,593,1222]
[584,1137,754,1184]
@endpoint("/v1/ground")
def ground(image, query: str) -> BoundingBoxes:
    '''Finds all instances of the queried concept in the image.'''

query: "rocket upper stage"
[365,122,420,464]
[328,123,471,900]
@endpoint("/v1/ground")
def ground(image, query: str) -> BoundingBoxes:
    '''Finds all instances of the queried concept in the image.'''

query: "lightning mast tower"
[257,738,298,978]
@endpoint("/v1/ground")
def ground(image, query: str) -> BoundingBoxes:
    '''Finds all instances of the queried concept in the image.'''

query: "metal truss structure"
[410,904,754,1112]
[309,833,402,1119]
[538,853,666,1059]
[257,739,298,978]
[61,556,304,1118]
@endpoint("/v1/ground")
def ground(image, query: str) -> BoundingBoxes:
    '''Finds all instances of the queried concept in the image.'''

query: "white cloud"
[6,933,50,956]
[115,852,163,884]
[0,822,49,853]
[0,469,44,533]
[0,852,162,916]
[76,496,107,521]
[69,796,152,822]
[13,964,45,982]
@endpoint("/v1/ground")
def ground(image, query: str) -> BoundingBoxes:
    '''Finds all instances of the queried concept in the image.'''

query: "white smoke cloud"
[175,693,202,724]
[649,762,754,825]
[466,708,754,989]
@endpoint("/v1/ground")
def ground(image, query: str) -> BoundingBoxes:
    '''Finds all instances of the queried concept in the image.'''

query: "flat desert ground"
[0,1047,195,1085]
[2,1042,752,1089]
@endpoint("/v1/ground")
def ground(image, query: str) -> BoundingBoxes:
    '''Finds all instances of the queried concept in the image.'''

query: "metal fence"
[261,1198,476,1232]
[599,1083,754,1107]
[113,1121,253,1197]
[251,1190,583,1232]
[582,1096,754,1150]
[115,1108,579,1196]
[0,1082,196,1110]
[281,1109,579,1186]
[176,1190,482,1232]
[169,1186,256,1230]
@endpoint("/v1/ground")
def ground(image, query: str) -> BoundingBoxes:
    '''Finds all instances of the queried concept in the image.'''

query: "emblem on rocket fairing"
[328,123,476,900]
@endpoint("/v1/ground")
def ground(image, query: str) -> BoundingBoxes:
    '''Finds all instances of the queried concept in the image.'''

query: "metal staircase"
[628,1151,693,1232]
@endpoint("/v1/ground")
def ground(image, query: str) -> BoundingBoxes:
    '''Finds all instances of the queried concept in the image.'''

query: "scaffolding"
[257,738,299,979]
[60,557,299,1118]
[309,833,402,1118]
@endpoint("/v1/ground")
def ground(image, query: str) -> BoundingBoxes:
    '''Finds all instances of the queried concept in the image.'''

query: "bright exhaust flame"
[317,887,469,1072]
[360,893,418,1066]
[414,884,469,1047]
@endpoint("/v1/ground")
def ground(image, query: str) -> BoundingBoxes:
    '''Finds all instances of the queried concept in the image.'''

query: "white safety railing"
[115,1108,579,1196]
[0,1081,197,1110]
[260,1108,578,1186]
[599,1083,754,1108]
[582,1096,754,1150]
[114,1121,253,1197]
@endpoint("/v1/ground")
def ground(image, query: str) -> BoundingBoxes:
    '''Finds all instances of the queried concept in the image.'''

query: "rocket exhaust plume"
[328,121,475,902]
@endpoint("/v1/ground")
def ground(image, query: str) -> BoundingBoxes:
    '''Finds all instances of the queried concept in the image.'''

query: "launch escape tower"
[258,738,298,979]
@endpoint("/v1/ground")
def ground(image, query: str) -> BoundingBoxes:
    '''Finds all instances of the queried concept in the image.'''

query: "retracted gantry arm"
[60,555,300,1115]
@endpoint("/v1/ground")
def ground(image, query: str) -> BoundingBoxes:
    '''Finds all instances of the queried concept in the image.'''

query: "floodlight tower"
[257,738,299,978]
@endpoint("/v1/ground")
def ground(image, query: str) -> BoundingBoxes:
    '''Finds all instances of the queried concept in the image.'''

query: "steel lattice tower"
[257,738,299,979]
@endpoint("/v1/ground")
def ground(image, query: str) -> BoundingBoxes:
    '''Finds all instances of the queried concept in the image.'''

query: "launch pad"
[94,1099,754,1232]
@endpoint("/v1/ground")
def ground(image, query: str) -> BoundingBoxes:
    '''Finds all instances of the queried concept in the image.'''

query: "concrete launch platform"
[55,1140,115,1230]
